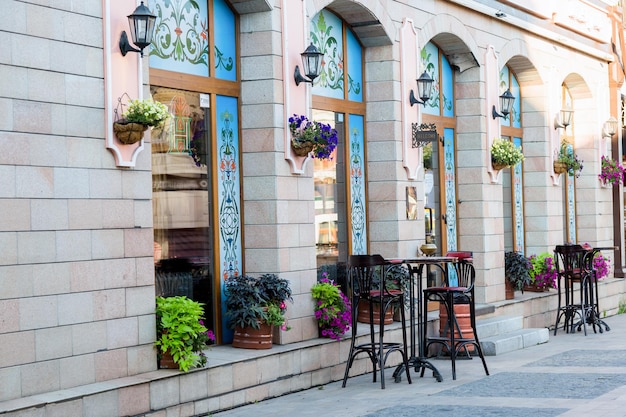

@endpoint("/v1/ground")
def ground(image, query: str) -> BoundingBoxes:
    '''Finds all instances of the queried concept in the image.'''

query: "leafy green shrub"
[155,296,214,372]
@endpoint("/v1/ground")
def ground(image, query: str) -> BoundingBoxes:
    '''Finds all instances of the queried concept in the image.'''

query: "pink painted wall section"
[400,18,422,180]
[485,45,501,183]
[283,0,311,174]
[103,0,145,167]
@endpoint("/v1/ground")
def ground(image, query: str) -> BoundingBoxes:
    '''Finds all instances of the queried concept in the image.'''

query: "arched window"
[310,9,366,280]
[499,66,525,253]
[421,41,458,255]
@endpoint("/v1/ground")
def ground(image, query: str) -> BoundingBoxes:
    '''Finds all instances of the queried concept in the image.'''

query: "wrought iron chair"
[342,254,411,389]
[422,251,489,380]
[553,244,592,335]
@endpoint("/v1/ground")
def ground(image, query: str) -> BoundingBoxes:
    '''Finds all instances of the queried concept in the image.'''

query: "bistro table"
[388,256,458,383]
[581,244,616,333]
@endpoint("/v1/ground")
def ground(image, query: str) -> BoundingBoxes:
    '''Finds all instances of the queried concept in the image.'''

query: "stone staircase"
[476,315,549,355]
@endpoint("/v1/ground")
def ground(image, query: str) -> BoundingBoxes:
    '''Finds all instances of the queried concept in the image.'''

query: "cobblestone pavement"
[214,314,626,417]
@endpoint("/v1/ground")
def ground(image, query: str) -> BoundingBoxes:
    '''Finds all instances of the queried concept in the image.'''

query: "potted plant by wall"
[504,251,532,299]
[598,155,625,186]
[113,97,169,145]
[224,274,292,349]
[288,113,338,159]
[155,296,215,372]
[528,252,559,291]
[490,138,524,171]
[554,139,583,177]
[311,272,351,340]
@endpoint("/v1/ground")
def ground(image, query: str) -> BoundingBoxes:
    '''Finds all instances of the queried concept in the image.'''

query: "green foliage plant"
[504,251,532,291]
[224,274,292,330]
[155,296,214,372]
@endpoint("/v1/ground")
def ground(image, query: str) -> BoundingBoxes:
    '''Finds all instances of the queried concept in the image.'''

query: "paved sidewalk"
[214,314,626,417]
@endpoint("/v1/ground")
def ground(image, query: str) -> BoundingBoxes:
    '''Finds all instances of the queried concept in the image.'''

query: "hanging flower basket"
[490,138,524,170]
[113,121,149,145]
[553,160,568,174]
[288,114,338,160]
[598,155,625,186]
[113,95,170,145]
[554,140,583,177]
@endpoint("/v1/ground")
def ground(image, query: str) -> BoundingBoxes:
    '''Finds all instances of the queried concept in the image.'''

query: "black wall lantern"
[409,71,434,107]
[294,43,324,86]
[119,1,157,57]
[492,88,515,119]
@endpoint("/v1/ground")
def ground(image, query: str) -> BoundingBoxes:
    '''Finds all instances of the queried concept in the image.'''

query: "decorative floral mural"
[149,0,236,80]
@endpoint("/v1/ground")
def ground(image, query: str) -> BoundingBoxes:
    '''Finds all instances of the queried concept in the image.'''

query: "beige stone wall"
[0,0,156,401]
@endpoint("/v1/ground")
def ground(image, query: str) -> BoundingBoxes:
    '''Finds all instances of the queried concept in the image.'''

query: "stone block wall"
[0,0,157,401]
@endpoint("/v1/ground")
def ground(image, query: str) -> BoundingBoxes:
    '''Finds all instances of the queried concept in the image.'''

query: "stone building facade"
[1,0,625,415]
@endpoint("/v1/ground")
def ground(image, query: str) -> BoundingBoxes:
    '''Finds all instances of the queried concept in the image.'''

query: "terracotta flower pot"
[505,279,515,300]
[232,321,274,349]
[158,351,178,369]
[438,303,475,353]
[357,299,393,325]
[523,283,549,292]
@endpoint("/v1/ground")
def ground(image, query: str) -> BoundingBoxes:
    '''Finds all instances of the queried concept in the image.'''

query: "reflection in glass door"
[314,110,345,272]
[151,87,215,333]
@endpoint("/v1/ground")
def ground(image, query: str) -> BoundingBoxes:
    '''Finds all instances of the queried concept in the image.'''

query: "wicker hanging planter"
[113,121,149,145]
[492,161,510,171]
[553,160,568,174]
[291,138,315,157]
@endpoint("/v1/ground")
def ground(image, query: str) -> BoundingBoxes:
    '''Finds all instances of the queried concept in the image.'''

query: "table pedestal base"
[393,357,443,382]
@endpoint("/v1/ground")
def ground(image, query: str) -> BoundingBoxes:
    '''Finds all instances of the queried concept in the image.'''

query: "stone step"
[479,327,550,356]
[472,315,549,356]
[476,315,523,339]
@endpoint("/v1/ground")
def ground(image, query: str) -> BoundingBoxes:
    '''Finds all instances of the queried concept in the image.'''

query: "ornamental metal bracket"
[412,123,438,148]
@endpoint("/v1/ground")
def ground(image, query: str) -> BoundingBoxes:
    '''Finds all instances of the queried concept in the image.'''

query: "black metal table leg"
[393,259,447,383]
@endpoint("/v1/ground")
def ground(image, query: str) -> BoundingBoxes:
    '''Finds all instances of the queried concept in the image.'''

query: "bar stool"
[553,244,591,335]
[342,254,411,389]
[422,252,489,380]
